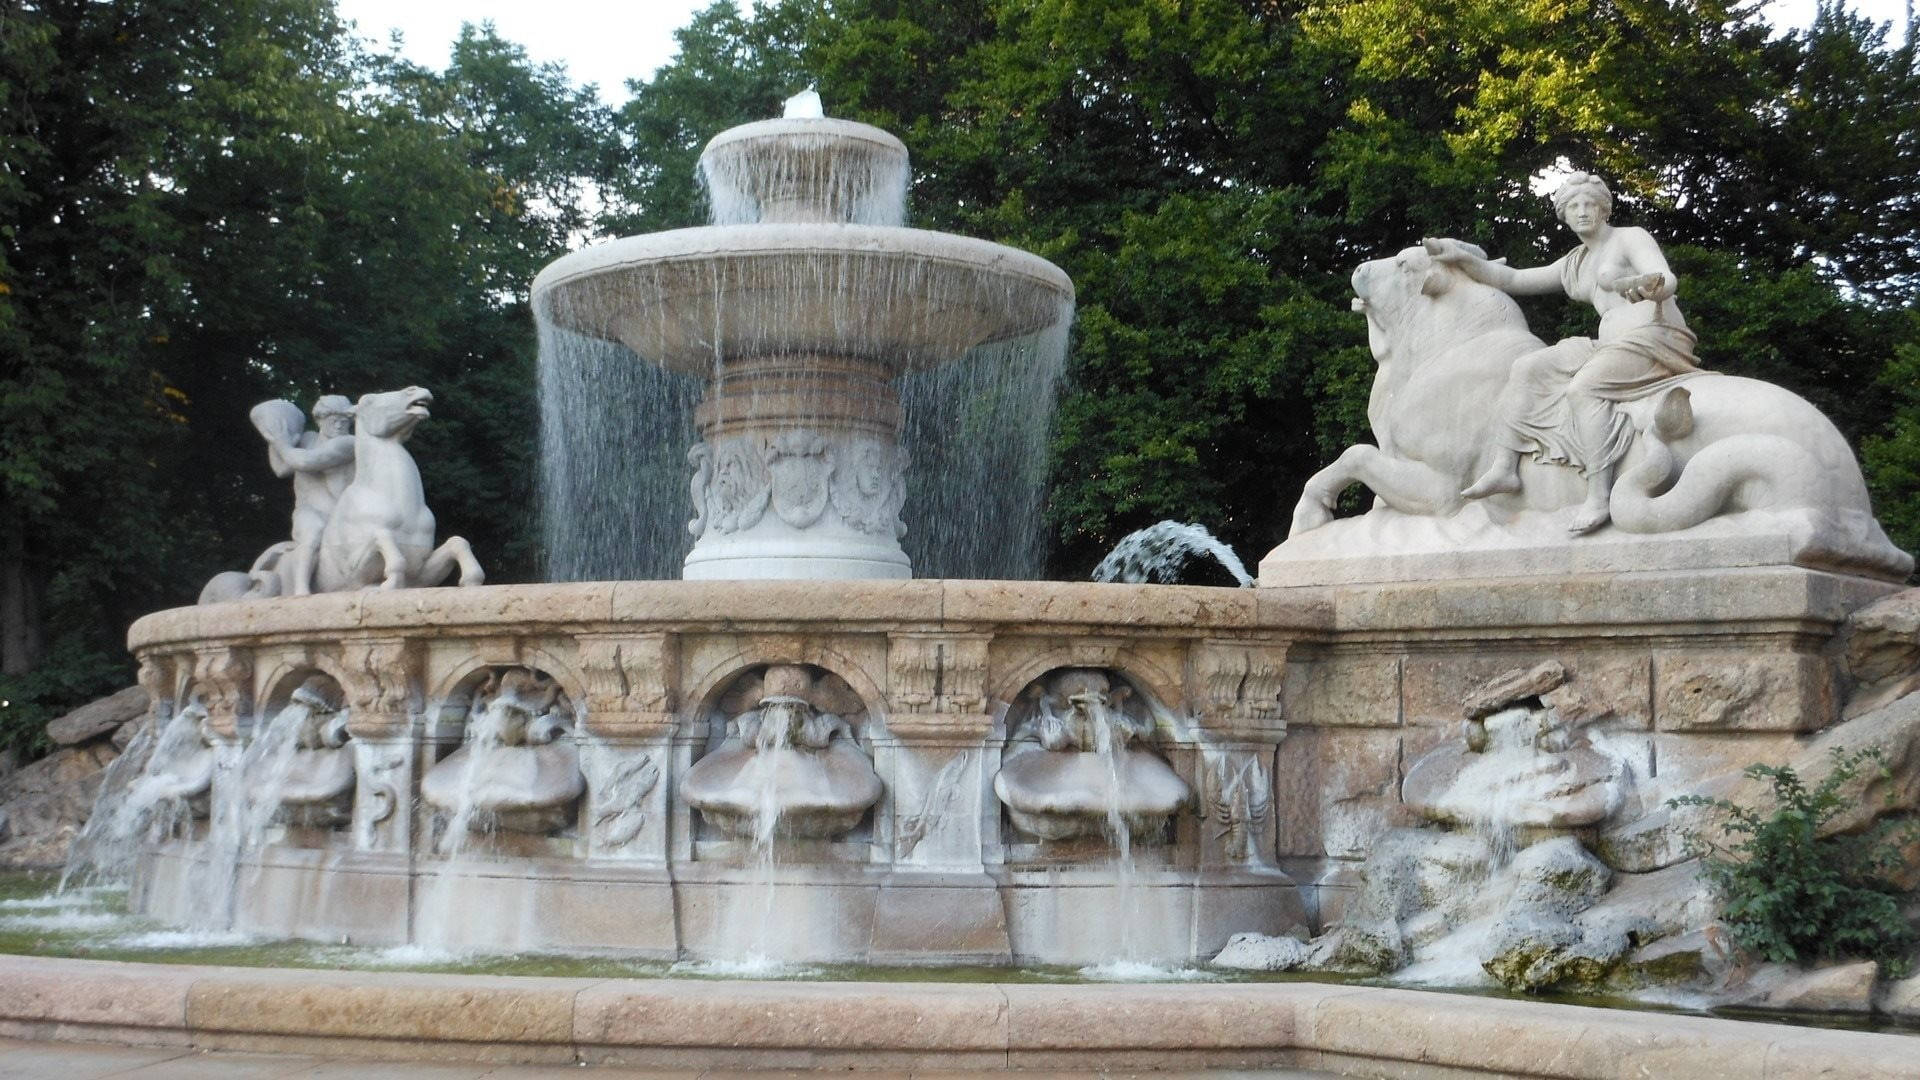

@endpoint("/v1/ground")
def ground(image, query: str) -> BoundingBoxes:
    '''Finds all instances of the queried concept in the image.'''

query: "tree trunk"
[1,524,44,676]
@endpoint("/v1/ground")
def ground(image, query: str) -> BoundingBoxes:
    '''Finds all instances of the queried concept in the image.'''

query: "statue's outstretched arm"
[1423,237,1564,296]
[270,435,355,472]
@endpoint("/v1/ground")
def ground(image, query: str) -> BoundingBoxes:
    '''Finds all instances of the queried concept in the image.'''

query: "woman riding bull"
[1426,173,1704,534]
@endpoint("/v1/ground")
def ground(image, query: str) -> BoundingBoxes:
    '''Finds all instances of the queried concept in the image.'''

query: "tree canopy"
[2,0,1915,749]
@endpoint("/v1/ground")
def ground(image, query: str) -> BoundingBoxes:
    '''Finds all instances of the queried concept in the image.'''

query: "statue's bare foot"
[1568,502,1610,535]
[1461,465,1521,499]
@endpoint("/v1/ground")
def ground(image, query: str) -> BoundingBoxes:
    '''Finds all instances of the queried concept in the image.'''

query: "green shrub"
[1671,747,1919,976]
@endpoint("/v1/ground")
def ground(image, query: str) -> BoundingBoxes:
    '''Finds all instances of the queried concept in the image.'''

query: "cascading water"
[534,91,1073,582]
[1092,521,1253,587]
[61,704,208,890]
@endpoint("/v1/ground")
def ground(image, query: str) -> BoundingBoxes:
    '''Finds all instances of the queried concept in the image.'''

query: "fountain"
[17,114,1918,1073]
[113,100,1305,967]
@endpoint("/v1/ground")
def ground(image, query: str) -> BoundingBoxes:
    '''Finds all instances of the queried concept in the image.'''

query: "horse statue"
[312,386,485,592]
[1274,243,1910,581]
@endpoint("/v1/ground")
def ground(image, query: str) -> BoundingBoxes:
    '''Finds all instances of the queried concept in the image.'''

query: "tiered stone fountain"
[122,101,1308,966]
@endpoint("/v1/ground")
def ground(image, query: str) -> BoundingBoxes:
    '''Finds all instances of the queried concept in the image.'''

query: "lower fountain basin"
[123,579,1300,966]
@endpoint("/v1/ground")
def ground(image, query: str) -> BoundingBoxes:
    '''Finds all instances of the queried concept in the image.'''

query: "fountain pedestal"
[685,353,910,580]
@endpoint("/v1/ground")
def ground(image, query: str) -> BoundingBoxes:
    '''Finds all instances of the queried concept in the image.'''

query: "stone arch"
[679,642,889,741]
[987,646,1186,737]
[255,650,351,720]
[421,640,588,736]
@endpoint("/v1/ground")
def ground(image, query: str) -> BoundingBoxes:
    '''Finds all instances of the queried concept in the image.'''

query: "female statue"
[1427,173,1702,534]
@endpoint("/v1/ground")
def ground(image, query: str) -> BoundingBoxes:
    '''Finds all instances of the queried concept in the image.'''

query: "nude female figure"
[1426,173,1702,534]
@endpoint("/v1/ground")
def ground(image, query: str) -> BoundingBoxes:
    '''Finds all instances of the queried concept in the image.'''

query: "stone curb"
[0,954,1913,1076]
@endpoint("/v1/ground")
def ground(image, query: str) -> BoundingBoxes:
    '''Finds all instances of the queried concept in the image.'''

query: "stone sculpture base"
[1255,562,1901,924]
[1260,504,1912,587]
[126,581,1302,967]
[124,564,1899,962]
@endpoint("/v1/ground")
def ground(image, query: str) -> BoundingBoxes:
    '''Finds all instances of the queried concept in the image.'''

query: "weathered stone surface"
[44,686,147,747]
[1743,960,1880,1014]
[1655,650,1834,732]
[110,719,141,752]
[1877,970,1920,1021]
[1403,737,1628,830]
[1211,932,1309,971]
[1281,649,1399,728]
[1622,929,1716,985]
[1842,587,1920,717]
[1508,836,1612,915]
[1464,661,1569,719]
[1271,728,1402,859]
[1404,651,1652,736]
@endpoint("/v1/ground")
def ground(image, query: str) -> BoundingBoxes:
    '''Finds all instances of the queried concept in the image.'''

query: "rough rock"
[0,739,118,870]
[1741,960,1880,1014]
[1842,588,1920,718]
[1326,921,1408,973]
[1464,661,1569,720]
[1877,970,1920,1021]
[44,686,147,747]
[1579,860,1713,945]
[1212,932,1310,971]
[1404,739,1627,830]
[111,718,142,751]
[1622,929,1717,985]
[1478,837,1635,993]
[1508,836,1611,914]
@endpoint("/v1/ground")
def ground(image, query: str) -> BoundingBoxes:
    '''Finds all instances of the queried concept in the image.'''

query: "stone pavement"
[0,1038,1339,1079]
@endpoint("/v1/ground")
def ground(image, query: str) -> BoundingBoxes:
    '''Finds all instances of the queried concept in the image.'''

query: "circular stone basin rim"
[529,224,1076,303]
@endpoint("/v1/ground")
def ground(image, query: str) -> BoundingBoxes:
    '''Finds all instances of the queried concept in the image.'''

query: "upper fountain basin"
[699,117,909,226]
[530,224,1075,376]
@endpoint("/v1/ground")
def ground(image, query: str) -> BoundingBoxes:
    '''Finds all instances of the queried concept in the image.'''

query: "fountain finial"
[783,87,824,119]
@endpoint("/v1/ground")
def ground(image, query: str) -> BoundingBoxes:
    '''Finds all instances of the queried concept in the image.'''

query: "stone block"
[942,580,1258,631]
[572,979,1008,1052]
[1001,983,1294,1050]
[184,968,585,1046]
[1654,649,1835,732]
[1272,728,1403,859]
[1283,651,1400,728]
[1742,960,1880,1014]
[0,955,193,1031]
[869,875,1009,963]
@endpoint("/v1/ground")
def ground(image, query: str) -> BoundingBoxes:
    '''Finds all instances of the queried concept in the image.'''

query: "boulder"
[1878,970,1920,1021]
[1464,661,1569,720]
[1622,929,1718,985]
[44,686,147,747]
[1507,836,1611,915]
[1842,588,1920,718]
[1741,960,1879,1014]
[1212,932,1310,971]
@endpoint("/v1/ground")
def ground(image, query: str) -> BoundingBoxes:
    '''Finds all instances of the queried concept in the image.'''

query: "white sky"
[334,0,1913,106]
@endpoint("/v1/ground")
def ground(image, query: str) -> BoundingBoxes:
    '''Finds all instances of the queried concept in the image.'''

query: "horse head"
[354,386,434,442]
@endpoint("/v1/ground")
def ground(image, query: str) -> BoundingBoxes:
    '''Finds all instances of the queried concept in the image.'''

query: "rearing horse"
[313,387,485,592]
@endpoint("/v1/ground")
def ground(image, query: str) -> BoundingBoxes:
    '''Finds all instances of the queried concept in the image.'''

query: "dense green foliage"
[2,0,1917,746]
[1672,749,1919,975]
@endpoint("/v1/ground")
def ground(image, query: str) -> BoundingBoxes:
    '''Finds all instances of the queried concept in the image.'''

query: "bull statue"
[1276,176,1909,582]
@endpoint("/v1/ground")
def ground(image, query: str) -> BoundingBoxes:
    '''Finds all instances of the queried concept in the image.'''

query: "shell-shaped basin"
[530,225,1074,376]
[421,742,585,835]
[994,748,1193,842]
[682,739,884,840]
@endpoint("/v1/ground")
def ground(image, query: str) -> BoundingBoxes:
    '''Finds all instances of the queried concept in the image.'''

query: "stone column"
[871,631,1009,963]
[682,353,910,580]
[576,633,679,863]
[339,637,420,856]
[1187,638,1310,939]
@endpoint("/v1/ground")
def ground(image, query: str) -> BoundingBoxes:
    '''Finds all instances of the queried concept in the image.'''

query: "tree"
[0,5,620,746]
